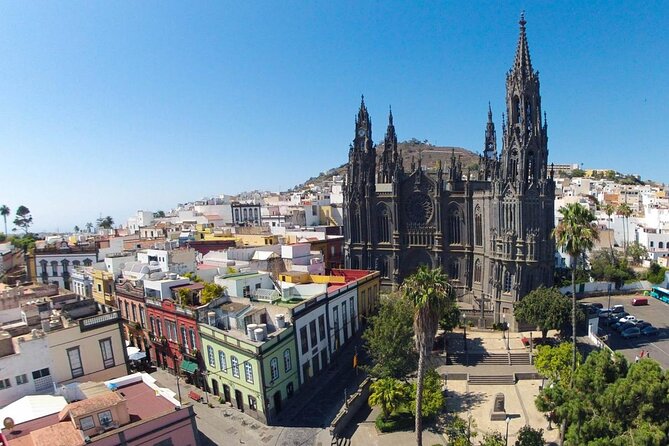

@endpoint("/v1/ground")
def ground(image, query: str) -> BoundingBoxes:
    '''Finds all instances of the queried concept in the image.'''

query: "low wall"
[559,280,651,297]
[330,377,372,438]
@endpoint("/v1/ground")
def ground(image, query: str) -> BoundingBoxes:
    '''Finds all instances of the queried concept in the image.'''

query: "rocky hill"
[293,140,480,191]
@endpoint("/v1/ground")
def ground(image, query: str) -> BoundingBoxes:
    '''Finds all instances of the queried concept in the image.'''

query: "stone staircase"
[447,351,532,366]
[468,374,516,385]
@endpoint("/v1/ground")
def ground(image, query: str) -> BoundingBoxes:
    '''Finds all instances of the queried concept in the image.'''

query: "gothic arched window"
[377,205,390,243]
[474,259,482,283]
[525,101,532,133]
[378,256,389,278]
[503,270,513,293]
[513,96,521,124]
[474,206,483,246]
[527,151,535,181]
[350,205,360,243]
[448,208,461,245]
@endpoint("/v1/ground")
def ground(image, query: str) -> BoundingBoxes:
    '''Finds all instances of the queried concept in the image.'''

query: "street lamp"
[173,355,182,408]
[505,415,511,446]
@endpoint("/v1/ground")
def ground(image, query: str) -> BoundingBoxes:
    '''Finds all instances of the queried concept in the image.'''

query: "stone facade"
[343,15,555,328]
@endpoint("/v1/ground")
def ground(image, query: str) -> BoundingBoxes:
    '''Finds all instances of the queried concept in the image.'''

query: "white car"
[618,315,637,324]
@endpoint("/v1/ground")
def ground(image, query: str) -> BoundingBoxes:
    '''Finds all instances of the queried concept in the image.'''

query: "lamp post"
[505,415,511,446]
[502,314,509,350]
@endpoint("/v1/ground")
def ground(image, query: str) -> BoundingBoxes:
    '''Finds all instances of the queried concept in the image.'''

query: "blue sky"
[0,1,667,232]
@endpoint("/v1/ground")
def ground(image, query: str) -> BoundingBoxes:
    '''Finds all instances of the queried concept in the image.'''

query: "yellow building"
[93,270,116,307]
[194,226,279,246]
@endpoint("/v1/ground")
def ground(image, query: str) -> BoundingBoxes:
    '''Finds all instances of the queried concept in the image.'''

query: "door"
[223,385,231,403]
[273,391,282,414]
[235,390,244,411]
[211,379,219,396]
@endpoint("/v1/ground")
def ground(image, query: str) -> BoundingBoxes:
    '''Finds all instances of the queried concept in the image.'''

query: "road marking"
[649,342,669,359]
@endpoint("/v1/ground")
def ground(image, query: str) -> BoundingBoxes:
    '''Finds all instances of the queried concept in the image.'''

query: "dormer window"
[80,415,94,430]
[98,410,113,427]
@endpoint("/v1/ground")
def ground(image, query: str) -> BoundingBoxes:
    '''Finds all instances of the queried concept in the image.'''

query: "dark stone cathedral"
[343,15,555,328]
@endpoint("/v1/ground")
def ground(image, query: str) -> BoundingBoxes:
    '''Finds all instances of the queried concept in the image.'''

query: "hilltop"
[292,140,480,191]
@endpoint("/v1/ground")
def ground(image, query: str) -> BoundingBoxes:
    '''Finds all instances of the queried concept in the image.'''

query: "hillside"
[293,140,480,191]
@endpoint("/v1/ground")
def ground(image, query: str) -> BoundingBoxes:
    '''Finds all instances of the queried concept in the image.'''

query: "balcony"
[79,311,120,332]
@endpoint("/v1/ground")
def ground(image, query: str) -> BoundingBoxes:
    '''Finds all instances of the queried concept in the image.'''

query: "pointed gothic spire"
[388,105,393,125]
[488,102,493,121]
[512,11,533,78]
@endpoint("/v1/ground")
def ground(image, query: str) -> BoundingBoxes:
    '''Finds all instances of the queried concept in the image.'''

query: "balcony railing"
[79,311,120,332]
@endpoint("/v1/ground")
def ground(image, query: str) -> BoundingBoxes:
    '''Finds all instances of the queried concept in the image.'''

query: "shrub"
[375,411,414,433]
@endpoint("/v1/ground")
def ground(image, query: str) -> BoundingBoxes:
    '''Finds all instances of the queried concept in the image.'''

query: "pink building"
[1,373,200,446]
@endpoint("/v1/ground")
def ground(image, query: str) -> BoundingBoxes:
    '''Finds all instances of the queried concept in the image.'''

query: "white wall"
[0,335,53,407]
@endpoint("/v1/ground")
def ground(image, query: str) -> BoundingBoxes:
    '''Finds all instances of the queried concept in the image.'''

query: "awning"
[129,351,146,361]
[126,346,140,356]
[180,360,198,374]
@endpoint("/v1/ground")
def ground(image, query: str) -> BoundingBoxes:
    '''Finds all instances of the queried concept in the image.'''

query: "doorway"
[273,391,282,414]
[223,385,231,404]
[235,390,244,411]
[211,379,219,396]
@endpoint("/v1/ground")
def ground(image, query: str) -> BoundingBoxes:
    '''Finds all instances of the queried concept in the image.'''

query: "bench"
[188,390,203,402]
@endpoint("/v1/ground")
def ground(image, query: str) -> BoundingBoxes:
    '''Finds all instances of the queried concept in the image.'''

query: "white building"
[136,248,196,275]
[126,210,155,234]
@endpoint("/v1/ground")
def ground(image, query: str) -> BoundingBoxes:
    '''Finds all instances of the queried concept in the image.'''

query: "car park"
[615,321,636,333]
[642,326,659,336]
[632,297,648,306]
[622,327,641,339]
[635,321,651,330]
[590,302,604,310]
[612,305,625,313]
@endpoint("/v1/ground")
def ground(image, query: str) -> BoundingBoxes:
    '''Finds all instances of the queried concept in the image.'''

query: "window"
[99,338,115,369]
[248,395,258,411]
[97,284,103,292]
[189,329,196,350]
[181,326,188,352]
[149,316,155,334]
[475,206,483,246]
[124,302,129,319]
[503,270,513,293]
[287,382,294,397]
[284,349,292,372]
[97,410,113,427]
[156,319,163,337]
[270,357,279,381]
[309,320,317,348]
[0,378,10,390]
[231,356,239,377]
[218,350,227,372]
[15,374,28,385]
[660,242,665,249]
[79,416,95,430]
[139,308,146,328]
[449,209,461,245]
[207,346,215,367]
[300,326,308,354]
[349,296,355,331]
[165,320,177,341]
[318,315,326,341]
[131,304,137,322]
[650,241,654,248]
[32,368,50,379]
[67,347,84,378]
[474,260,482,283]
[333,307,340,349]
[244,362,254,383]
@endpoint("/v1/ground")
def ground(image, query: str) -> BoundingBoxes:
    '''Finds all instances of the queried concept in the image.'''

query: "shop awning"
[180,360,198,374]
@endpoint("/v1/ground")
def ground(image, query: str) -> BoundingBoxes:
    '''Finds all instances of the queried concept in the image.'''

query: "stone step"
[447,353,510,366]
[509,353,531,365]
[468,374,516,385]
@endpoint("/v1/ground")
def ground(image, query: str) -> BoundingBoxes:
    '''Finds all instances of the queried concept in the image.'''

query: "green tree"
[74,225,80,233]
[605,170,616,180]
[603,203,616,254]
[13,205,33,234]
[97,216,114,230]
[401,266,453,446]
[201,283,225,304]
[571,168,585,177]
[183,272,203,283]
[10,234,36,252]
[644,262,667,284]
[479,432,505,446]
[153,210,166,218]
[553,203,598,374]
[445,415,477,446]
[0,205,9,235]
[85,222,93,233]
[589,249,635,288]
[439,299,461,332]
[368,378,410,419]
[617,202,632,252]
[514,426,544,446]
[626,241,647,265]
[410,369,444,419]
[534,343,580,385]
[513,286,571,339]
[362,293,417,379]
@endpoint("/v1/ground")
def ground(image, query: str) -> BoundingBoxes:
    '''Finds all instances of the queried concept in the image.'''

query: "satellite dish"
[3,417,14,429]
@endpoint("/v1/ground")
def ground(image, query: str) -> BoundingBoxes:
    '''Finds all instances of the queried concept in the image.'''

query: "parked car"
[612,305,625,314]
[636,321,651,330]
[615,321,636,333]
[632,297,649,306]
[642,326,659,336]
[608,312,629,324]
[622,327,641,339]
[618,315,637,324]
[598,309,613,318]
[589,302,604,310]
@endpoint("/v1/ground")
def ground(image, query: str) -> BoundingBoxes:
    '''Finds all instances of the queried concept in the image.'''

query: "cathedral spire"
[484,103,497,159]
[379,105,398,183]
[512,11,533,78]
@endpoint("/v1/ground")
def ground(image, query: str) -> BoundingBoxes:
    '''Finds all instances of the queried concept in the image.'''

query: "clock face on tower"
[357,128,366,138]
[405,192,433,224]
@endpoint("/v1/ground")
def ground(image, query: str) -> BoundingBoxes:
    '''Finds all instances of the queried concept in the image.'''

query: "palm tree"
[85,222,93,233]
[552,203,598,376]
[617,202,632,254]
[97,216,114,230]
[603,203,616,258]
[74,225,80,233]
[402,266,453,446]
[368,378,409,419]
[0,205,9,235]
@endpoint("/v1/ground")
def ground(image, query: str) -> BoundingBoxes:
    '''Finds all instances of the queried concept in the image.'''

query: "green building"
[199,300,299,424]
